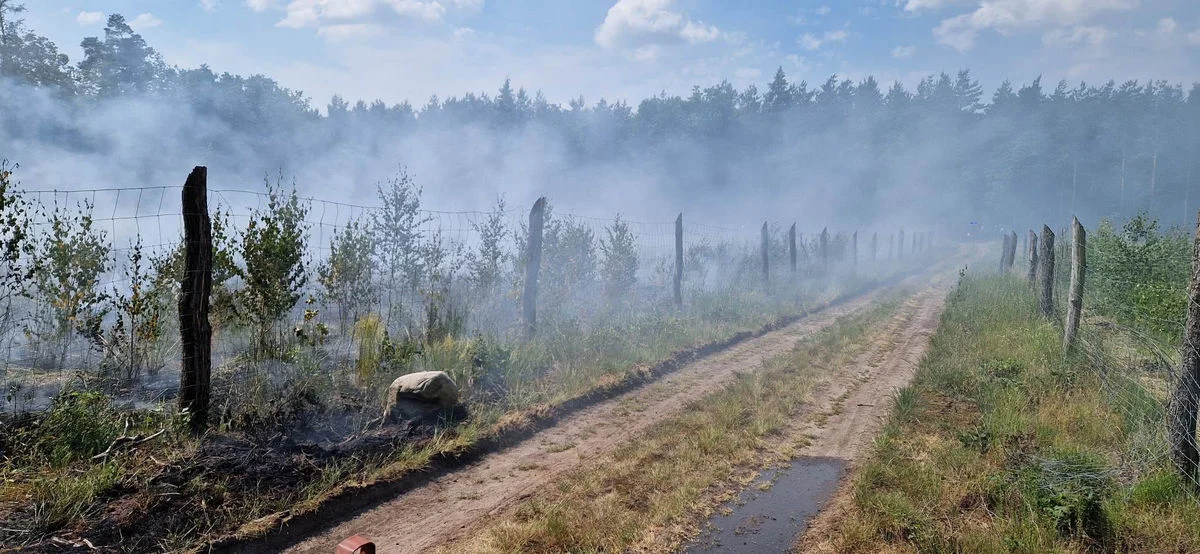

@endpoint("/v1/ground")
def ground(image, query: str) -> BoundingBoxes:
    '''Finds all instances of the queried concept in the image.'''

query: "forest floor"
[248,260,962,554]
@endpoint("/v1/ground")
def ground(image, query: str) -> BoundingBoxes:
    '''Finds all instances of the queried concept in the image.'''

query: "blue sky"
[24,0,1200,109]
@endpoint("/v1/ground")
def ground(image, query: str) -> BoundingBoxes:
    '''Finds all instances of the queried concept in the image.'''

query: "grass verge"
[805,274,1200,553]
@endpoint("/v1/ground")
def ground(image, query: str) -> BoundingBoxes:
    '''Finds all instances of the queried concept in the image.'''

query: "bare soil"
[276,269,956,554]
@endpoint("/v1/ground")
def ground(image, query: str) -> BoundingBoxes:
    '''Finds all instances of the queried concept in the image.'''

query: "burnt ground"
[5,402,465,554]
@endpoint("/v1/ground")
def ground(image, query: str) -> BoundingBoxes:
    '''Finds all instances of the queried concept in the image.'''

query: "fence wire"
[0,181,928,415]
[1004,220,1200,498]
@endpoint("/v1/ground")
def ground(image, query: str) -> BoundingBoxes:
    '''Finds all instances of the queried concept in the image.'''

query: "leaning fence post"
[1170,209,1200,485]
[788,223,797,275]
[179,166,213,434]
[523,197,546,338]
[1037,225,1055,318]
[1027,230,1039,284]
[1007,231,1018,271]
[1063,217,1086,354]
[674,213,683,307]
[761,222,770,285]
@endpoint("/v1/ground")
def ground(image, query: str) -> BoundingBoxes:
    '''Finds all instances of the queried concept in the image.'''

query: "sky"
[21,0,1200,110]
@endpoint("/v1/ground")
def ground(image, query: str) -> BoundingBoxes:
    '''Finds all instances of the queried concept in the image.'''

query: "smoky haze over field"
[2,12,1199,235]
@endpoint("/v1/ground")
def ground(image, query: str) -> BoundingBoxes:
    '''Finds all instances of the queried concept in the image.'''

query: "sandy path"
[280,269,954,554]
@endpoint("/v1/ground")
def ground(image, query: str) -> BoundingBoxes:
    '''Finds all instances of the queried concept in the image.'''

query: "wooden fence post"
[871,232,877,263]
[1170,209,1200,484]
[889,234,894,260]
[523,197,546,338]
[788,223,797,275]
[1063,217,1086,354]
[674,213,683,307]
[897,229,904,260]
[1027,230,1039,284]
[1037,225,1055,318]
[911,232,917,256]
[760,222,770,285]
[179,166,213,434]
[1000,233,1011,272]
[820,227,829,267]
[852,230,858,268]
[1007,231,1018,271]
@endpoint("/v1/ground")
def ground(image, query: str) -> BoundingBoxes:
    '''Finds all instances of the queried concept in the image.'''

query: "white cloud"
[902,0,970,12]
[200,0,219,11]
[891,44,916,58]
[130,13,163,30]
[317,23,386,41]
[453,26,474,40]
[1156,17,1176,36]
[76,11,105,25]
[932,0,1137,51]
[274,0,482,28]
[1189,29,1200,46]
[815,5,831,15]
[595,0,722,50]
[1042,25,1109,48]
[799,29,847,51]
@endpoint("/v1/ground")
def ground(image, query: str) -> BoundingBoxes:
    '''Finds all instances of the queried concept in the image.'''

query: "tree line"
[1,4,1198,229]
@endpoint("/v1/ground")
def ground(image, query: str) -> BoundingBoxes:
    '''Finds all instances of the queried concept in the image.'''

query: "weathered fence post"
[1027,230,1039,284]
[1000,233,1011,272]
[820,227,829,267]
[911,232,917,256]
[523,197,546,338]
[788,223,797,275]
[1037,225,1055,318]
[898,229,905,260]
[1007,231,1018,271]
[852,230,858,268]
[889,234,894,260]
[674,213,683,307]
[179,166,213,434]
[1063,217,1086,354]
[1170,209,1200,484]
[871,232,877,263]
[761,221,770,285]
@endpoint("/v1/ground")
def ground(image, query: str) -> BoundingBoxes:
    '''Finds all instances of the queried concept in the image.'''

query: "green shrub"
[36,389,121,465]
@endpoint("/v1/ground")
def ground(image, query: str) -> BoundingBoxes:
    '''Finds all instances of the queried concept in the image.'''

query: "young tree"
[0,162,34,341]
[468,196,509,294]
[77,14,169,96]
[600,215,638,302]
[371,169,431,328]
[238,177,310,355]
[317,218,375,332]
[102,237,169,382]
[24,200,110,369]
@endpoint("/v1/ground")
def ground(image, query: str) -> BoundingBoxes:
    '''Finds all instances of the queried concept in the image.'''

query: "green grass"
[815,274,1200,553]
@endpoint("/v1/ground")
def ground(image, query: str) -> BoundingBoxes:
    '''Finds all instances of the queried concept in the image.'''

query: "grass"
[808,273,1200,553]
[0,269,912,551]
[443,294,906,553]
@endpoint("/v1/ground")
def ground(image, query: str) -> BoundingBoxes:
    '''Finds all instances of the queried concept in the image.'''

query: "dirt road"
[280,268,957,554]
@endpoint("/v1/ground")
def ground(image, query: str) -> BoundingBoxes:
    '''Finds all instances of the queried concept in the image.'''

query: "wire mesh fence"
[0,174,928,417]
[1004,215,1200,496]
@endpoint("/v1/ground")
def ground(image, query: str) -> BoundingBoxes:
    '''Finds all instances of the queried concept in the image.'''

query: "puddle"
[687,456,846,553]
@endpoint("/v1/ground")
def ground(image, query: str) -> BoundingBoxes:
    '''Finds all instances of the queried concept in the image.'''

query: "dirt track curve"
[280,267,959,554]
